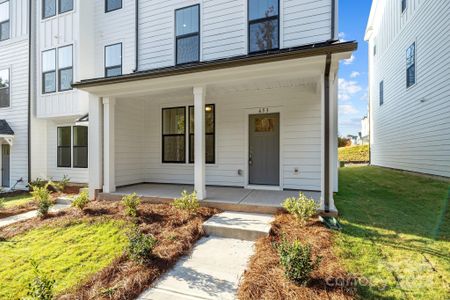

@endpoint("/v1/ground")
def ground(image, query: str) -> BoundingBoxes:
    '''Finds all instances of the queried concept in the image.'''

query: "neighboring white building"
[365,0,450,178]
[357,115,369,145]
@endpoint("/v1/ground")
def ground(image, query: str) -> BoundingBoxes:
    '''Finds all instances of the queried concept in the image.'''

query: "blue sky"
[338,0,372,136]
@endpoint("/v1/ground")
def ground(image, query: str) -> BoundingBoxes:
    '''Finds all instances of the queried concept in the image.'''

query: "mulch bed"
[0,200,218,300]
[238,213,356,300]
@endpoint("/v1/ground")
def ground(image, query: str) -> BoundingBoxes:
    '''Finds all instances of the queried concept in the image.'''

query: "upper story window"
[58,45,73,91]
[105,43,122,77]
[175,5,200,65]
[406,43,416,88]
[401,0,407,13]
[42,49,56,94]
[248,0,279,53]
[0,69,10,108]
[59,0,73,14]
[0,0,10,41]
[106,0,122,13]
[43,0,73,19]
[379,81,384,106]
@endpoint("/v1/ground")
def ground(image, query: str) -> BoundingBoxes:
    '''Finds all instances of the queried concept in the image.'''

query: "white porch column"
[193,86,206,200]
[88,94,103,199]
[103,97,116,193]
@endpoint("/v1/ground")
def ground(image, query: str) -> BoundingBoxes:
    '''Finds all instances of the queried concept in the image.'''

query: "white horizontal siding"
[369,0,450,177]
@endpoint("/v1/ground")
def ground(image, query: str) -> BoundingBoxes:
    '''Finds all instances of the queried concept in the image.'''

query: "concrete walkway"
[138,211,273,300]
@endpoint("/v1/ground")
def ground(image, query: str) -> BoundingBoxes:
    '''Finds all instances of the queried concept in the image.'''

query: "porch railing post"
[88,94,103,199]
[193,86,206,200]
[103,97,116,193]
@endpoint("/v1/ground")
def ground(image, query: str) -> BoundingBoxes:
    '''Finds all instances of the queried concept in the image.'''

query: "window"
[59,0,73,14]
[42,49,56,94]
[105,43,122,77]
[0,69,9,108]
[175,5,200,65]
[58,45,73,91]
[73,126,88,168]
[57,126,71,168]
[248,0,279,53]
[401,0,407,13]
[43,0,56,19]
[189,104,215,164]
[162,107,186,163]
[0,0,9,41]
[406,43,416,88]
[106,0,122,13]
[373,44,376,56]
[379,81,384,106]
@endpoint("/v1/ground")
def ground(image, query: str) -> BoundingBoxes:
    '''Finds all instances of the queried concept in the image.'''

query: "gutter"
[324,53,332,213]
[27,0,32,186]
[134,0,139,72]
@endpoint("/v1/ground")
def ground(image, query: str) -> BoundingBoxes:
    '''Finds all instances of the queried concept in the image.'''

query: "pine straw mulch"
[238,213,356,300]
[0,200,218,300]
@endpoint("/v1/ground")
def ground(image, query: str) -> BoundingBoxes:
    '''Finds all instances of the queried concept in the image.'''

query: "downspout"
[331,0,336,40]
[27,0,32,186]
[324,54,332,213]
[134,0,139,72]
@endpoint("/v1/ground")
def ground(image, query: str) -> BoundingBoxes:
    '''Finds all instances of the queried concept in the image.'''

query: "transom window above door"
[175,5,200,65]
[248,0,279,53]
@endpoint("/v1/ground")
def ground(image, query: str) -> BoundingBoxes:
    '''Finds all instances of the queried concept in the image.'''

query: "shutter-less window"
[248,0,279,53]
[0,69,9,108]
[175,5,200,65]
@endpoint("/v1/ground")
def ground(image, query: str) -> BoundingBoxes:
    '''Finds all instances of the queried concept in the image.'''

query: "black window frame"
[42,48,56,94]
[105,0,122,13]
[162,106,186,164]
[188,104,215,164]
[406,42,416,88]
[247,0,280,54]
[58,0,73,14]
[401,0,407,13]
[42,0,56,19]
[73,126,88,168]
[104,43,123,77]
[175,4,200,65]
[379,80,384,106]
[58,44,73,92]
[57,126,72,168]
[0,68,10,108]
[0,0,10,41]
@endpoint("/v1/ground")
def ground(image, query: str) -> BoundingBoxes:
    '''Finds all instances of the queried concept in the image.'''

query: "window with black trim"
[73,126,88,168]
[0,68,9,108]
[58,45,73,91]
[379,81,384,106]
[105,43,122,77]
[57,126,71,168]
[401,0,407,13]
[406,43,415,88]
[43,0,56,19]
[248,0,279,53]
[0,0,10,41]
[106,0,122,13]
[162,107,186,163]
[42,49,56,94]
[189,105,215,164]
[175,5,200,65]
[59,0,73,14]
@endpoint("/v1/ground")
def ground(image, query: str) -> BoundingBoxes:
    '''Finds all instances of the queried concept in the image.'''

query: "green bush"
[127,228,157,263]
[26,260,55,300]
[51,175,70,193]
[277,238,321,285]
[30,184,53,218]
[29,178,47,190]
[71,191,89,211]
[172,190,200,214]
[338,145,369,163]
[282,193,318,226]
[121,193,141,217]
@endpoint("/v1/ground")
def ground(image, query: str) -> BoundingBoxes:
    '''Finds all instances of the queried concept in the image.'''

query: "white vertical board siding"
[369,0,450,177]
[9,0,28,39]
[0,38,29,189]
[94,0,136,77]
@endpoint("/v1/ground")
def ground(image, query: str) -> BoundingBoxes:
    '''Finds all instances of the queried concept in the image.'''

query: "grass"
[334,166,450,299]
[0,220,128,299]
[338,145,370,163]
[2,193,34,209]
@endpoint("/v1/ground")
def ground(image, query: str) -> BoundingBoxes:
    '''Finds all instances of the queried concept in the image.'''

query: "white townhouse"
[365,0,450,178]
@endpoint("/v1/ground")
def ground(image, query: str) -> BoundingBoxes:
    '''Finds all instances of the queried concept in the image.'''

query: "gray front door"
[2,144,10,187]
[249,113,280,186]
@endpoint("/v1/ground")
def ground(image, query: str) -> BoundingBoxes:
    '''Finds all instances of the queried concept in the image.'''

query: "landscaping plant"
[172,190,200,214]
[51,175,70,193]
[282,193,318,226]
[26,260,55,300]
[121,193,141,217]
[30,183,53,218]
[71,191,89,211]
[127,227,157,263]
[277,237,321,285]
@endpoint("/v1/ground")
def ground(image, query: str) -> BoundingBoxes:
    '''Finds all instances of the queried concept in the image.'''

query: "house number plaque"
[258,107,269,113]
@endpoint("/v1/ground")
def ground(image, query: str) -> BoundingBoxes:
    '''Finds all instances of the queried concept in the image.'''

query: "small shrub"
[172,190,200,214]
[30,184,53,218]
[26,260,55,300]
[127,227,157,263]
[29,178,47,190]
[282,193,318,226]
[72,191,89,211]
[277,237,321,285]
[121,193,141,217]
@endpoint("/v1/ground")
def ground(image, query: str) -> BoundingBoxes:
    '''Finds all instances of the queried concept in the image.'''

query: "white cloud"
[343,54,355,65]
[338,32,346,42]
[350,71,360,78]
[338,78,362,101]
[340,104,359,115]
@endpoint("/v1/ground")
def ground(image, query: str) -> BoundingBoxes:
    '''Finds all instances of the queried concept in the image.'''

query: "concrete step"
[203,211,273,241]
[56,196,74,205]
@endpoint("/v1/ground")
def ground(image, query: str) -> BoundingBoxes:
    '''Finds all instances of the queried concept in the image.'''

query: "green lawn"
[0,220,128,298]
[2,193,34,209]
[335,166,450,299]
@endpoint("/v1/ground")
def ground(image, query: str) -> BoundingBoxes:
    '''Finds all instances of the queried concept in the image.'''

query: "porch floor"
[111,183,320,208]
